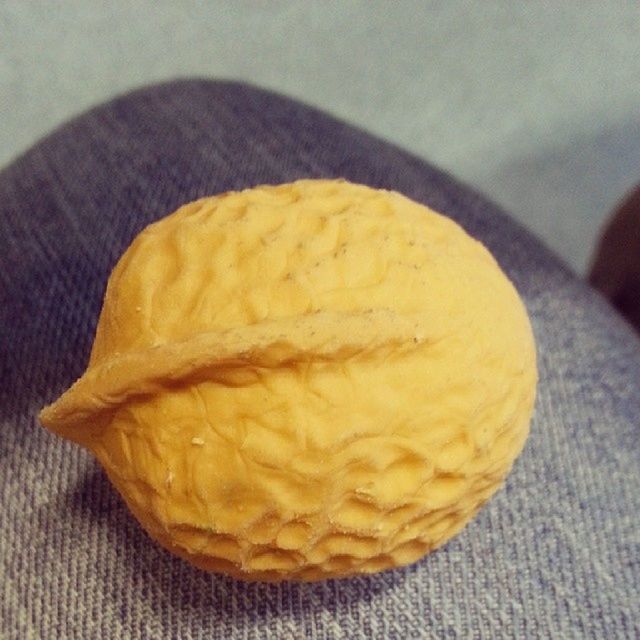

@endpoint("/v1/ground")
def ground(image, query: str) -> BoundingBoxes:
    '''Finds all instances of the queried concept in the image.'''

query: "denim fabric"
[1,80,638,639]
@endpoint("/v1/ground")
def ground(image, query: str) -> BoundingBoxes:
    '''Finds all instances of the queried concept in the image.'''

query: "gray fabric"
[1,80,638,639]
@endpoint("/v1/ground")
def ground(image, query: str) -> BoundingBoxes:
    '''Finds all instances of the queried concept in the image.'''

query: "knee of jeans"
[104,77,272,116]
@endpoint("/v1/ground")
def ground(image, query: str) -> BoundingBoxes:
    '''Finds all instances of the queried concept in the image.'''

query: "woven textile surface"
[1,80,638,639]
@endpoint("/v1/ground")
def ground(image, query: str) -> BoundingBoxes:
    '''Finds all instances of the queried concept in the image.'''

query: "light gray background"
[2,1,639,273]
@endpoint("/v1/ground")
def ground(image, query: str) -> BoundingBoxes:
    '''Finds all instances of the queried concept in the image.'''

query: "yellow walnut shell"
[40,179,537,581]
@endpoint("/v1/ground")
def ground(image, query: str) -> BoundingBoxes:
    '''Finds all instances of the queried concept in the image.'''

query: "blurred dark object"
[589,185,640,333]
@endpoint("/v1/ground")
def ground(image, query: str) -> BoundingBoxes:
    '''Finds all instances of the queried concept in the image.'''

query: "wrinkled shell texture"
[41,180,537,581]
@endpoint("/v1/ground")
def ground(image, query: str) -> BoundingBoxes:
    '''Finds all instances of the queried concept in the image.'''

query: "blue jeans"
[1,80,638,639]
